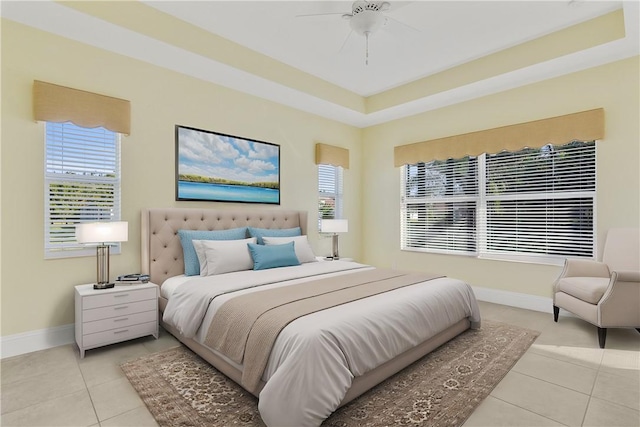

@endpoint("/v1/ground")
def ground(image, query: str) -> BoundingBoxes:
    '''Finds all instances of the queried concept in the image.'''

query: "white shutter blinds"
[45,122,121,257]
[401,157,478,254]
[483,141,595,258]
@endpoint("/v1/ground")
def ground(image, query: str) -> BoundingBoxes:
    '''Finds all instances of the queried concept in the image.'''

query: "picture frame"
[175,125,280,204]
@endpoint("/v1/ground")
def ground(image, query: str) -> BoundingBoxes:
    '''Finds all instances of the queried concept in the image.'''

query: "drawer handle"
[114,329,129,334]
[114,306,129,310]
[114,317,129,322]
[114,294,129,298]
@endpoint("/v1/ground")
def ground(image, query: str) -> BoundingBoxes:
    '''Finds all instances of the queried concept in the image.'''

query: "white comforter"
[162,261,481,427]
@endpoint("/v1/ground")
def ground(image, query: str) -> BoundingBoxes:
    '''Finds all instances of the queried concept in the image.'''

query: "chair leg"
[597,327,607,349]
[553,305,559,322]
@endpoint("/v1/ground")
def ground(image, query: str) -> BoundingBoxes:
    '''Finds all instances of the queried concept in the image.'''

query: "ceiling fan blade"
[295,12,348,18]
[385,16,421,33]
[339,30,354,53]
[387,1,415,13]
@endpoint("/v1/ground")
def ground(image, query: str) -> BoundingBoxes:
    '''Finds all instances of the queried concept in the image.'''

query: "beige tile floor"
[1,301,638,426]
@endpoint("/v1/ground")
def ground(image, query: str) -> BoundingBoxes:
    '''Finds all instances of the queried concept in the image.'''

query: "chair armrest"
[612,270,640,282]
[560,259,610,278]
[599,273,640,326]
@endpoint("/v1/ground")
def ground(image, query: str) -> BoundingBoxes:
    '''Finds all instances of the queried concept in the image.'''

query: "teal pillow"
[248,242,300,270]
[178,228,248,276]
[247,226,301,244]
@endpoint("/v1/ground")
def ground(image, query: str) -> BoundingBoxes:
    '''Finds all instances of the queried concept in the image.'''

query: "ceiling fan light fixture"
[349,10,386,35]
[327,1,393,65]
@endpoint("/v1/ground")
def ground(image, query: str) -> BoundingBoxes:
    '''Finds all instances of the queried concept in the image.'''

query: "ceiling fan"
[297,1,415,65]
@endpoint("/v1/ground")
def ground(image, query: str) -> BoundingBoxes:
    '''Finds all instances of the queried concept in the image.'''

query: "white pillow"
[262,235,318,264]
[193,238,257,276]
[192,240,209,275]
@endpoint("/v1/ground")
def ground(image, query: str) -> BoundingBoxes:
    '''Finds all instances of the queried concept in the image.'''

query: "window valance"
[315,143,349,169]
[393,108,604,167]
[33,80,131,135]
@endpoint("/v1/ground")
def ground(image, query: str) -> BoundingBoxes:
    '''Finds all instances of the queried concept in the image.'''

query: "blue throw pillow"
[178,228,248,276]
[248,242,300,270]
[247,226,301,245]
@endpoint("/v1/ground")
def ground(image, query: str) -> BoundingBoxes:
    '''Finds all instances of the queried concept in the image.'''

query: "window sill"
[478,253,567,267]
[45,246,122,260]
[401,247,590,267]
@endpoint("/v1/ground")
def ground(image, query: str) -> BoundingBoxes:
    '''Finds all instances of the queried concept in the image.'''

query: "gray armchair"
[553,228,640,348]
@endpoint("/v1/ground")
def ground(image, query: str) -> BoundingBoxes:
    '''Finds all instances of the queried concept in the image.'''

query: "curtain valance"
[33,80,131,135]
[315,143,349,169]
[393,108,604,167]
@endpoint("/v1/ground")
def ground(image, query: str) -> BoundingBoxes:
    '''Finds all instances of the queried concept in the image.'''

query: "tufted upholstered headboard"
[141,208,308,285]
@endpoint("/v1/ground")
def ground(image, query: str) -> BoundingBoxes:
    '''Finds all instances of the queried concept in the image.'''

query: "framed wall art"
[175,125,280,204]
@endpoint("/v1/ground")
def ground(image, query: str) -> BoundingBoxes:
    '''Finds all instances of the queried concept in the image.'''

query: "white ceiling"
[1,0,638,127]
[145,1,623,96]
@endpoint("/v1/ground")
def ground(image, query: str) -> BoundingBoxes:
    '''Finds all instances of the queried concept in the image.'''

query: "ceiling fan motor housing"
[352,1,390,14]
[349,1,390,35]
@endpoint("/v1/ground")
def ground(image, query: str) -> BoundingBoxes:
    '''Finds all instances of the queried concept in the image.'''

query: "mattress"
[161,260,480,426]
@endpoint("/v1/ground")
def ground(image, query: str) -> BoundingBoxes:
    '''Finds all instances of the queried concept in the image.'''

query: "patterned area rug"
[121,321,538,426]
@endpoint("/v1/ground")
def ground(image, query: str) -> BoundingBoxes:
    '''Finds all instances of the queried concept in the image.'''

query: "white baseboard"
[0,287,554,359]
[472,285,554,314]
[1,323,75,359]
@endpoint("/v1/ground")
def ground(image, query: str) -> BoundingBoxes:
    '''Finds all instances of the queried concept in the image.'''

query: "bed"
[141,207,481,427]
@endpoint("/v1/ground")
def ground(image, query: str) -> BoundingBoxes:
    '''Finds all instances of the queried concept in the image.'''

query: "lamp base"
[93,283,115,290]
[331,234,340,260]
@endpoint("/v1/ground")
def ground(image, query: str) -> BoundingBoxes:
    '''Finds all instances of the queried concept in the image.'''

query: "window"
[402,157,478,254]
[318,164,343,226]
[45,122,121,258]
[401,141,596,263]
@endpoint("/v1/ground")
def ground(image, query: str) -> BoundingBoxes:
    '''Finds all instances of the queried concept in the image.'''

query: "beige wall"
[2,17,639,339]
[361,56,640,298]
[0,20,362,336]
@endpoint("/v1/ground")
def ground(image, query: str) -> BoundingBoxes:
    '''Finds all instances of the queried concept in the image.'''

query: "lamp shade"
[76,221,128,244]
[321,219,348,234]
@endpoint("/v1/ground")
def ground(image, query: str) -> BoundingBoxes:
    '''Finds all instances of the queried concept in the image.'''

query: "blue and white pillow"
[247,241,300,270]
[247,226,301,245]
[178,228,248,276]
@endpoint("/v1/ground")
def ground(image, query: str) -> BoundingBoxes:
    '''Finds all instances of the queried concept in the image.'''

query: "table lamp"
[321,219,348,260]
[76,221,128,289]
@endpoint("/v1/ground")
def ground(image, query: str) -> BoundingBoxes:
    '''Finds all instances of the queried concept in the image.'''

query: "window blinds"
[45,122,121,257]
[484,142,595,258]
[318,164,343,221]
[401,141,596,261]
[401,157,478,254]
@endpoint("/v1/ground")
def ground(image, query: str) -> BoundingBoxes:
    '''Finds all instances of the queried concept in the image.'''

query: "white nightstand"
[74,282,159,358]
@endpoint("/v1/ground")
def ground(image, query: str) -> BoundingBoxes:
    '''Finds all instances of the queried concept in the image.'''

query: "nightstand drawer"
[82,310,157,334]
[83,299,157,322]
[82,321,158,348]
[82,287,157,310]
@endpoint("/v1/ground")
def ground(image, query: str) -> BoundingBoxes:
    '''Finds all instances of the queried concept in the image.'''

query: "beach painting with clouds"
[176,125,280,204]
